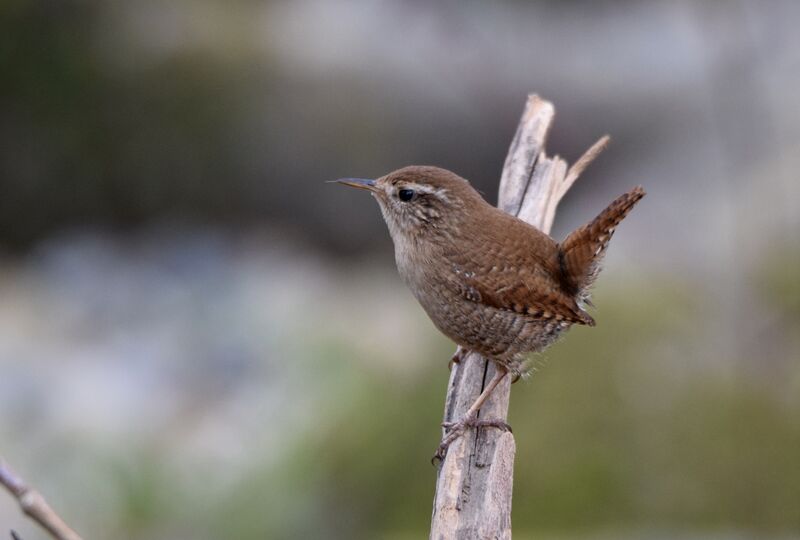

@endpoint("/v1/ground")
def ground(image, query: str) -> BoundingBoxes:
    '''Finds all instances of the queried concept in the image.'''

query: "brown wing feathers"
[464,273,592,325]
[451,187,643,327]
[559,186,645,299]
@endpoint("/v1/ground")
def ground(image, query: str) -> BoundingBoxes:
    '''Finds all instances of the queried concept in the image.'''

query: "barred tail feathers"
[559,186,645,298]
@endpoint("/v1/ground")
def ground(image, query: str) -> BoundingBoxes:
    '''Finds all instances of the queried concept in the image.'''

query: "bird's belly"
[411,278,569,368]
[397,250,569,371]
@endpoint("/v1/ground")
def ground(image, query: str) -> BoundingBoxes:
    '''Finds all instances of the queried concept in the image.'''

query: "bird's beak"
[330,178,377,192]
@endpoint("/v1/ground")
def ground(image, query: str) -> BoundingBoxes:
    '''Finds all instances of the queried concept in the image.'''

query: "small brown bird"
[335,166,644,459]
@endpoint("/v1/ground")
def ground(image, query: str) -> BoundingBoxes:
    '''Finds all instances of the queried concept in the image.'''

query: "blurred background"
[1,1,799,539]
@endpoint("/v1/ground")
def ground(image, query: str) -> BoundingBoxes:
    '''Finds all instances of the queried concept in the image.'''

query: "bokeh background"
[1,1,799,539]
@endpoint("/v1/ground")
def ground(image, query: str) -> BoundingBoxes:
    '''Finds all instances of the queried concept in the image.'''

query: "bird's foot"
[448,346,469,371]
[431,415,512,464]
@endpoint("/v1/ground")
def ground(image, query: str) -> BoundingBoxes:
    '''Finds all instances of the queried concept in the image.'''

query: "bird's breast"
[394,238,434,293]
[394,240,465,324]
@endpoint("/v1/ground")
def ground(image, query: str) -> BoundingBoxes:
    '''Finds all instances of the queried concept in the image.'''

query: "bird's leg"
[448,346,469,371]
[434,367,512,463]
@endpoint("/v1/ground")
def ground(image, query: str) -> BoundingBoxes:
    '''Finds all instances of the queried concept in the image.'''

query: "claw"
[431,446,447,466]
[474,419,512,433]
[433,367,511,463]
[448,346,468,371]
[432,415,513,463]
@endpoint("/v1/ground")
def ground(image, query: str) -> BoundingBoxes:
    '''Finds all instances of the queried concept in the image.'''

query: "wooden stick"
[430,94,608,540]
[0,458,83,540]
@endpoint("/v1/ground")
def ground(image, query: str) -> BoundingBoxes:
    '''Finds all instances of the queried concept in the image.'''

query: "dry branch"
[430,95,609,540]
[0,458,83,540]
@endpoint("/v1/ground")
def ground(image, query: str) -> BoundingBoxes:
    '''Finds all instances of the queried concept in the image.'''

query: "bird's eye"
[398,188,415,202]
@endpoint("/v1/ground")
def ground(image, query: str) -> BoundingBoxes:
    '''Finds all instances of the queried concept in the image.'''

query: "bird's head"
[333,166,484,241]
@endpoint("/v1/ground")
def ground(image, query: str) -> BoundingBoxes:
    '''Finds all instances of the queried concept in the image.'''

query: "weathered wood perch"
[430,95,610,540]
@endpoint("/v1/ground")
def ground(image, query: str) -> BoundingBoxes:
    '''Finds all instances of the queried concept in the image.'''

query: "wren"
[335,166,644,459]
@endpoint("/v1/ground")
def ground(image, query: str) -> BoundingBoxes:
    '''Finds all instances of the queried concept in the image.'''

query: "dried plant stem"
[430,94,609,539]
[0,458,83,540]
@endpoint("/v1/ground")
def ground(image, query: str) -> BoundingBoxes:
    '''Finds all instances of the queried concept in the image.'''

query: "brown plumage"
[560,186,646,302]
[335,165,645,458]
